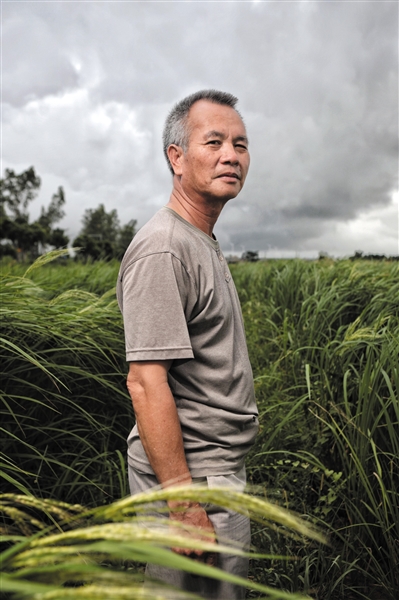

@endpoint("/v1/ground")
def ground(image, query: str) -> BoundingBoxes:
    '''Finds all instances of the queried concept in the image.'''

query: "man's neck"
[166,176,225,237]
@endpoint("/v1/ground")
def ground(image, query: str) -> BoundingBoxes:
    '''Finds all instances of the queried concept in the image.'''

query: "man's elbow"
[126,370,146,408]
[126,360,172,410]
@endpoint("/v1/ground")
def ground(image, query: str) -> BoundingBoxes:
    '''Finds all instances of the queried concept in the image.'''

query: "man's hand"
[168,500,217,565]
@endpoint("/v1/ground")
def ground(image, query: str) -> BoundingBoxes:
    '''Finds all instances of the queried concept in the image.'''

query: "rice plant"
[1,487,325,600]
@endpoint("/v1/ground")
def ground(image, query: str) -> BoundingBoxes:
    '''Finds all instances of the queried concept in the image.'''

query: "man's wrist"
[168,500,201,511]
[160,471,192,490]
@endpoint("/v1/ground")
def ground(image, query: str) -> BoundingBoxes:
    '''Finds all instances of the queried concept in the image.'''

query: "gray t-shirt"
[117,207,258,477]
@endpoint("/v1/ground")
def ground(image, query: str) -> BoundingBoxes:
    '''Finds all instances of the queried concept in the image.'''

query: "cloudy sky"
[2,0,398,258]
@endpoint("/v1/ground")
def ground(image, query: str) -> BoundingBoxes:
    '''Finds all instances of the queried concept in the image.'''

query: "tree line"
[3,167,396,265]
[0,167,136,261]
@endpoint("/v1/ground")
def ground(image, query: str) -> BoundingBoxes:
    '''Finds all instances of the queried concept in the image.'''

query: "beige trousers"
[128,464,250,600]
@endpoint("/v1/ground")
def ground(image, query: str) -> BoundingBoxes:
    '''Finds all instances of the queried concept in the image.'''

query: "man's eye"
[236,144,248,151]
[207,140,221,145]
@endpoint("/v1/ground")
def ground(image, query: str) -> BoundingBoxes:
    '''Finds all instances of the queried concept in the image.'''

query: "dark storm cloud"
[2,1,398,256]
[2,4,79,106]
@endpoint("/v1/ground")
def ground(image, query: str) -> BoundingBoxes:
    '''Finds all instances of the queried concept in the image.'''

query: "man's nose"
[220,143,239,164]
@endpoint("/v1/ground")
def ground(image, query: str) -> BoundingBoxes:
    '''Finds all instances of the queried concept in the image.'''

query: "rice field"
[1,253,398,599]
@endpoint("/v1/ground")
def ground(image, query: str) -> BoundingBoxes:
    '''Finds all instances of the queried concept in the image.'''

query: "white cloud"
[330,194,399,257]
[3,89,153,185]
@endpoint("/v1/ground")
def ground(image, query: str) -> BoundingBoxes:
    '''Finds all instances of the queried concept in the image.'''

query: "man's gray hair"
[162,89,241,175]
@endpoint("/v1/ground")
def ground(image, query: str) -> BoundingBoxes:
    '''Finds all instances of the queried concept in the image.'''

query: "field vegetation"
[1,254,398,599]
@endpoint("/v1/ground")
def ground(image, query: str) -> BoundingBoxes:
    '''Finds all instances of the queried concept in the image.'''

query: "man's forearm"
[134,386,192,487]
[127,361,192,488]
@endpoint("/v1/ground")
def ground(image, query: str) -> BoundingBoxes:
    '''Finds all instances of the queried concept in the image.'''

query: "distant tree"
[38,187,66,230]
[48,227,70,249]
[0,167,69,259]
[349,251,391,262]
[115,219,137,260]
[0,219,47,257]
[241,250,259,262]
[81,204,120,243]
[0,167,41,221]
[73,204,136,261]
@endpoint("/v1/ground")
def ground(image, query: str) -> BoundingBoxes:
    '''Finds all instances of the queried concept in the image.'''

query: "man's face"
[174,100,250,203]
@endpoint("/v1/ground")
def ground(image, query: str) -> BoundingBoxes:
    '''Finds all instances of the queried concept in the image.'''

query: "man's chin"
[211,182,242,202]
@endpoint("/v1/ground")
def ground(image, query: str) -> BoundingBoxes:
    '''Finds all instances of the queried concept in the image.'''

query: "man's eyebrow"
[234,135,249,145]
[204,130,225,140]
[204,131,249,144]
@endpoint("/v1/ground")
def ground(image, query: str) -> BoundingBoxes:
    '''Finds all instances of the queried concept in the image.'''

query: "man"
[117,89,259,599]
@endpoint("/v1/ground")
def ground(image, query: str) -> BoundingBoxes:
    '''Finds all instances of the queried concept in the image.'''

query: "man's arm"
[127,360,216,558]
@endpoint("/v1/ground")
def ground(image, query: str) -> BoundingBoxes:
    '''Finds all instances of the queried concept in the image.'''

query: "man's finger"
[203,551,217,566]
[171,546,204,555]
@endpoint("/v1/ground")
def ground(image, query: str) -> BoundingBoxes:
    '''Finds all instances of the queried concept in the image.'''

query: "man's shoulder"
[135,207,175,245]
[120,208,200,270]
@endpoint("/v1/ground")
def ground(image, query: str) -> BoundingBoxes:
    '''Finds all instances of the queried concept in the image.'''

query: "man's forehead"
[188,100,246,133]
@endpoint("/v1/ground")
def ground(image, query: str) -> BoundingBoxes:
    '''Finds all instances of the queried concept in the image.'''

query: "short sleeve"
[120,252,195,362]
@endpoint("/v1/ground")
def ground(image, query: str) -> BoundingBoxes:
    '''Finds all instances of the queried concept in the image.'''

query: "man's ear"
[167,145,184,176]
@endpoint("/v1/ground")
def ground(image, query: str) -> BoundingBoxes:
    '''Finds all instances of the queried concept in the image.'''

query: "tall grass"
[231,259,399,598]
[0,255,120,297]
[1,255,398,598]
[1,253,129,505]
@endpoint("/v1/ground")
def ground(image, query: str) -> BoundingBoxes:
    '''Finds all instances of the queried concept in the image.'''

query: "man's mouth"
[217,172,240,180]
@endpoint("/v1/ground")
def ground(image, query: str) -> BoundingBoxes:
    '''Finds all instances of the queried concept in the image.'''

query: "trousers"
[128,463,250,600]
